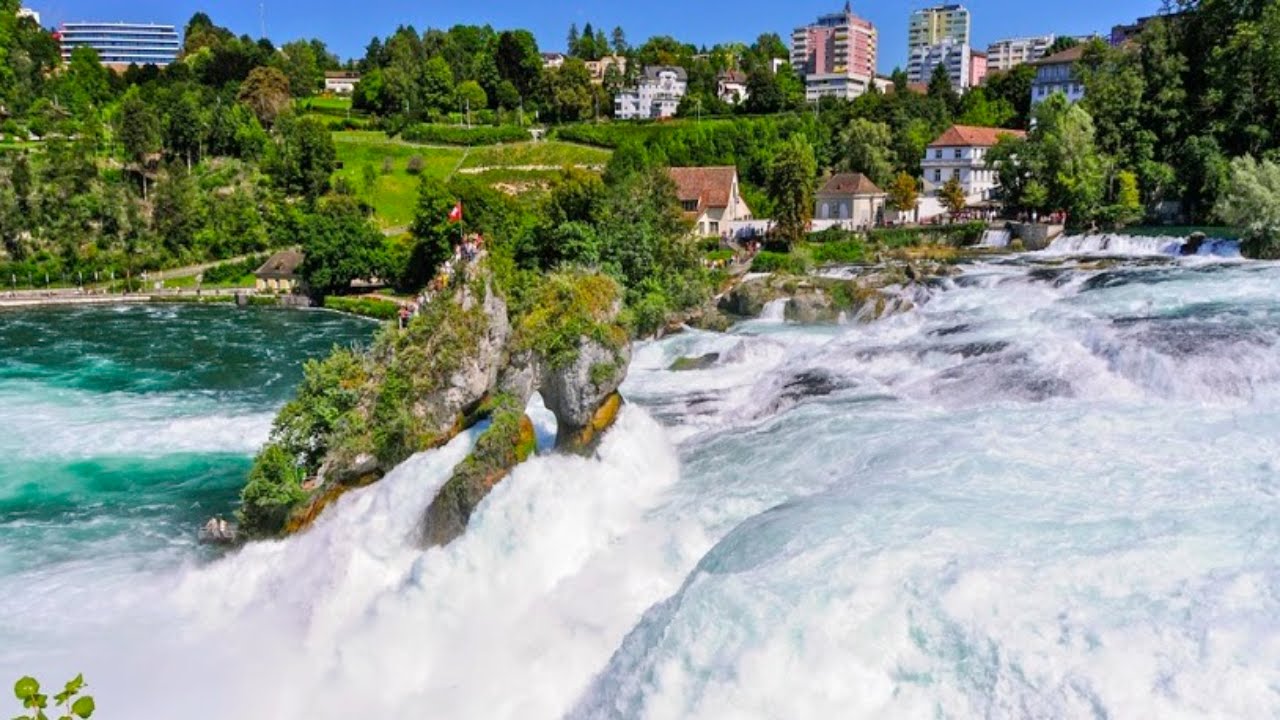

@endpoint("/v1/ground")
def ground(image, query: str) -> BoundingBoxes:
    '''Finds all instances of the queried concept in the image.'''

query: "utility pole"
[259,2,266,38]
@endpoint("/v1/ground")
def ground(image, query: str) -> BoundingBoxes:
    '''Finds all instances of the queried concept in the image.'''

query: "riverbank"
[0,288,259,310]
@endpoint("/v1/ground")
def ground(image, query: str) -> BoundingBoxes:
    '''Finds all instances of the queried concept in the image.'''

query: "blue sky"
[25,0,1161,72]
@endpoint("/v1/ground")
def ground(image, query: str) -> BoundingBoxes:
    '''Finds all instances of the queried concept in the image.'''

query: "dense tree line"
[0,9,350,285]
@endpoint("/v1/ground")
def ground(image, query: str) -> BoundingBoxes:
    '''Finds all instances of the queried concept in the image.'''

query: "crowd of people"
[397,233,487,330]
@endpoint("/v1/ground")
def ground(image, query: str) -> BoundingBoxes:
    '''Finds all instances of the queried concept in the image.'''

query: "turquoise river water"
[2,236,1279,718]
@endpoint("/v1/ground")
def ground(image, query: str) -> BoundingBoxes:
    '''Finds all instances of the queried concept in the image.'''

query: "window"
[954,149,962,160]
[681,200,698,212]
[933,169,942,182]
[935,149,943,159]
[710,221,720,234]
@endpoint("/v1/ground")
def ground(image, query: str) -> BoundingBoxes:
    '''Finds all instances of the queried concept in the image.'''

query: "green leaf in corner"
[70,697,94,719]
[62,676,83,696]
[13,678,38,701]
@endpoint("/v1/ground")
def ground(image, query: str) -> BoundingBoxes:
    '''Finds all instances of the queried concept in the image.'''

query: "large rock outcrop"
[242,263,632,544]
[718,273,916,325]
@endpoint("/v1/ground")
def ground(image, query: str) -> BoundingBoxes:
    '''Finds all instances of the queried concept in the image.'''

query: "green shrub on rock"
[238,443,306,536]
[515,271,627,368]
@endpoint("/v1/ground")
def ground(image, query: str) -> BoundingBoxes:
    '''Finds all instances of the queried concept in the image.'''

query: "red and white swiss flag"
[447,202,463,223]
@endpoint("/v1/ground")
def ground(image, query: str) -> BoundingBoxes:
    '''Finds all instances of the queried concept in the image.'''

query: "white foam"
[2,407,695,720]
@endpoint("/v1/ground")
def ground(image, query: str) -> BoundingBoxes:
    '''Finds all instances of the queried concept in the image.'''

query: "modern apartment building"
[986,35,1056,73]
[907,38,971,89]
[614,66,687,120]
[908,4,971,53]
[57,22,181,67]
[790,3,879,102]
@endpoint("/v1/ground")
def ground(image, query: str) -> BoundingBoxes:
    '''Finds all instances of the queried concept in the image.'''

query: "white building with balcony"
[921,124,1026,202]
[986,35,1056,73]
[907,38,972,90]
[1030,45,1086,106]
[615,66,687,120]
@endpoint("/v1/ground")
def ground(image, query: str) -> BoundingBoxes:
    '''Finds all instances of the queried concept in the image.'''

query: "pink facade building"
[791,3,879,101]
[969,49,988,87]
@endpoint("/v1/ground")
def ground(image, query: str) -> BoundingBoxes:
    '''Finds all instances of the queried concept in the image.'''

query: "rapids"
[4,245,1280,718]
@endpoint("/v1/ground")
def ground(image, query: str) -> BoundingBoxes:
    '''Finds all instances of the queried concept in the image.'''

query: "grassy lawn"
[332,131,612,226]
[459,141,610,170]
[300,95,363,118]
[334,131,465,227]
[160,272,257,290]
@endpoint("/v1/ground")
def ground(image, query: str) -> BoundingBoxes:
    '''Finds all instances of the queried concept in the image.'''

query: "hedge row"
[400,124,529,146]
[324,295,401,320]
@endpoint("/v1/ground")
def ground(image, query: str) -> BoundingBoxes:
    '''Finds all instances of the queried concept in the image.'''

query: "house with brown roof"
[815,173,887,229]
[667,166,753,237]
[921,124,1027,204]
[254,250,305,293]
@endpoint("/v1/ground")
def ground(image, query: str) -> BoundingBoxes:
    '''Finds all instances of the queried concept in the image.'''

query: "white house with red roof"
[921,124,1027,203]
[667,166,753,237]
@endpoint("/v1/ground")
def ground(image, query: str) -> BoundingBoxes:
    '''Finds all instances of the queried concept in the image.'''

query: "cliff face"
[242,262,631,545]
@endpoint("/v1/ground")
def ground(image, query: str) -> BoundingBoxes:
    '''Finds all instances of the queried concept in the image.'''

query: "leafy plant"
[12,674,95,720]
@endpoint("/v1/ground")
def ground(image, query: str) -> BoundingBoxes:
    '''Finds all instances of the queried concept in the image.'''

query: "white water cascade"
[976,228,1011,248]
[6,254,1280,718]
[1042,233,1241,257]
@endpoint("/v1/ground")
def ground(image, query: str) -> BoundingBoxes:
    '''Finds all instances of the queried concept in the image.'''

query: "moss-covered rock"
[669,353,720,371]
[557,390,624,455]
[421,394,536,547]
[718,278,778,318]
[241,262,634,542]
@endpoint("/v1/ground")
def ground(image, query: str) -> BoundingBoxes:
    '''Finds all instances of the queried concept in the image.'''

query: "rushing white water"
[1043,233,1241,257]
[6,252,1280,718]
[977,229,1011,248]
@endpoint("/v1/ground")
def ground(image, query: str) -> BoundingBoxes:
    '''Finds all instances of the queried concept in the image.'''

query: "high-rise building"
[791,3,879,102]
[57,22,182,68]
[986,35,1056,73]
[907,39,971,90]
[908,4,971,53]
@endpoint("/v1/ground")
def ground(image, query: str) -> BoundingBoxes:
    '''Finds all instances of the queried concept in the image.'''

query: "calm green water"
[0,304,375,578]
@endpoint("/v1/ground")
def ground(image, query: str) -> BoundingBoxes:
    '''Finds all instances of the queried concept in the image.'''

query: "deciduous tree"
[767,135,817,246]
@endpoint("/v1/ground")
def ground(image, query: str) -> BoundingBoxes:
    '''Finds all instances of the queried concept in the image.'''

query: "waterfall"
[977,229,1012,248]
[759,299,788,322]
[1042,233,1241,257]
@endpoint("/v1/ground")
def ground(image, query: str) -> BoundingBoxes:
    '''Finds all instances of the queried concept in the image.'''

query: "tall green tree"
[117,87,162,200]
[299,197,388,297]
[839,118,897,187]
[766,135,817,246]
[265,113,336,200]
[237,66,292,127]
[407,176,460,289]
[1215,155,1280,258]
[273,40,324,98]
